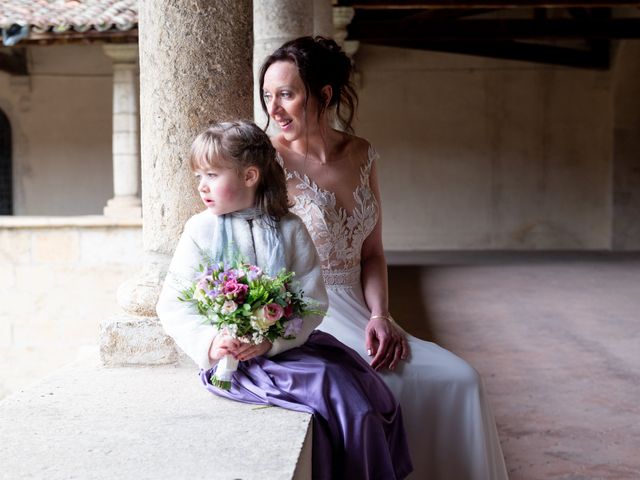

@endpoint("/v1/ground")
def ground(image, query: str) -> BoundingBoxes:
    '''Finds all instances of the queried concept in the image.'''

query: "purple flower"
[218,270,236,282]
[196,277,209,292]
[206,287,222,299]
[283,317,303,337]
[247,265,263,281]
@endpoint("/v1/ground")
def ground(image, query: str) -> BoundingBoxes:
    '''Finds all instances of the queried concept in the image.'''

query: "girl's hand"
[232,339,273,361]
[208,334,240,363]
[365,316,409,371]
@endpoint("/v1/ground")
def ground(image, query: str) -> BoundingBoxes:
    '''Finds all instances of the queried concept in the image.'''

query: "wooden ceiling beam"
[349,18,640,40]
[338,1,640,8]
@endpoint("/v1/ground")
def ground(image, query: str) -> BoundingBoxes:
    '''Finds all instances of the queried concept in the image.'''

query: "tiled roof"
[0,0,137,34]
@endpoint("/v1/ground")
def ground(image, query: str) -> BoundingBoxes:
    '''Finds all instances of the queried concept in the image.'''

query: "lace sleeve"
[275,153,293,180]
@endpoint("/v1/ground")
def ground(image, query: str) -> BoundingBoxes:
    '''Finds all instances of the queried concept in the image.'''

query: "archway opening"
[0,109,12,215]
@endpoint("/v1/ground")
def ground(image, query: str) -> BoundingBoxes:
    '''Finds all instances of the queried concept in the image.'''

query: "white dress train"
[281,148,509,480]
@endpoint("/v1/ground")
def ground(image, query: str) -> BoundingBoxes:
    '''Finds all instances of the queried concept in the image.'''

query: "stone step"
[0,352,312,480]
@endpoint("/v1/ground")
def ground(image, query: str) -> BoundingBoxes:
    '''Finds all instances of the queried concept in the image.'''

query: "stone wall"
[356,44,618,250]
[0,44,114,216]
[612,41,640,250]
[0,218,143,399]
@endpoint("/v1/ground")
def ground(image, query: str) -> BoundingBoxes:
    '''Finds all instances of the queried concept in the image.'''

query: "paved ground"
[389,253,640,480]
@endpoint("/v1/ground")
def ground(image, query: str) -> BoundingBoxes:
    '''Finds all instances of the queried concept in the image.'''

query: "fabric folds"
[202,331,413,480]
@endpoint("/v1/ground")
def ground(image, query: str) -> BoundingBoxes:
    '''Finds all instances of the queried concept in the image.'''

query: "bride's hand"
[365,315,409,371]
[232,339,273,361]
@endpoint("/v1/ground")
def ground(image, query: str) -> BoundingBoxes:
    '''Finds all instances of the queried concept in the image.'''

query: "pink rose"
[263,303,284,323]
[251,304,282,331]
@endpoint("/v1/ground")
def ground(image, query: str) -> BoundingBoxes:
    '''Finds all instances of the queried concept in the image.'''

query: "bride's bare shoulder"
[270,133,287,151]
[340,133,372,163]
[271,133,300,161]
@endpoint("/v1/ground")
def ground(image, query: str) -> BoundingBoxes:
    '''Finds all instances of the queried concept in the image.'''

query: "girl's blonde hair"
[189,121,290,221]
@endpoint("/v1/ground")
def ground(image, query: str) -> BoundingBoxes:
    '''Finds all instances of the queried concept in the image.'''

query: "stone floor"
[389,252,640,480]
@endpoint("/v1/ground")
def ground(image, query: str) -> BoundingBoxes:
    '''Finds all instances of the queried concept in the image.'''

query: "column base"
[103,196,142,219]
[99,313,178,366]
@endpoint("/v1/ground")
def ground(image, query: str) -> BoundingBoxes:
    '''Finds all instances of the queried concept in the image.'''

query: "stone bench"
[0,352,312,480]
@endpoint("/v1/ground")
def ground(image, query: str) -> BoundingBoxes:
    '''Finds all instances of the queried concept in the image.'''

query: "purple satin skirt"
[201,331,413,480]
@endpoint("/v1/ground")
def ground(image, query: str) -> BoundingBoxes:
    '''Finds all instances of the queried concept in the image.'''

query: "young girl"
[156,120,412,480]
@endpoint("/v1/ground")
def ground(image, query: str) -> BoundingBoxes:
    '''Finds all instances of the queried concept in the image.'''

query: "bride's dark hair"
[259,36,358,133]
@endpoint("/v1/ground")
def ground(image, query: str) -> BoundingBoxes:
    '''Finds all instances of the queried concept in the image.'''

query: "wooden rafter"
[338,1,640,8]
[342,2,638,68]
[349,18,640,40]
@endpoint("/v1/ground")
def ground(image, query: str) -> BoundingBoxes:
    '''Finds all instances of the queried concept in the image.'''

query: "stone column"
[253,0,314,126]
[100,0,253,365]
[333,6,360,60]
[314,0,333,38]
[102,44,142,219]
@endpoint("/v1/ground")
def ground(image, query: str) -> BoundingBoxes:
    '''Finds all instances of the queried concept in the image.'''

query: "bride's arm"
[361,157,409,371]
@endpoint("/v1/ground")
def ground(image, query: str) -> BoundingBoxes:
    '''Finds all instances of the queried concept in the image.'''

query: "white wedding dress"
[281,148,509,480]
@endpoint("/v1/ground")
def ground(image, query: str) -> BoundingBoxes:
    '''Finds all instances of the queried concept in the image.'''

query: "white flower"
[221,300,238,314]
[250,318,266,333]
[252,332,264,344]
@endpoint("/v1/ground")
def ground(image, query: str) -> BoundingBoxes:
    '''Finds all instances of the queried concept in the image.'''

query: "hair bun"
[314,36,351,82]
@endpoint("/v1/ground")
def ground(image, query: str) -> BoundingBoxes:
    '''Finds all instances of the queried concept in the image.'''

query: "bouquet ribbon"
[211,354,239,390]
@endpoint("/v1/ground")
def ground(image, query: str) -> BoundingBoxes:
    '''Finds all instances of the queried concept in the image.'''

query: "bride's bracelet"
[369,314,394,323]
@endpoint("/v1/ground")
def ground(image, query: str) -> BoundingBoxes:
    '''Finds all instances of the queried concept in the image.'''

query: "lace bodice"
[279,147,379,288]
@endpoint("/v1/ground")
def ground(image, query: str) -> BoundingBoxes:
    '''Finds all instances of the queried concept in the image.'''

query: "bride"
[259,36,509,480]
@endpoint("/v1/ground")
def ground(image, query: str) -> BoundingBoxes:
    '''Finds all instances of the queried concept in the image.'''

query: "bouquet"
[179,259,321,390]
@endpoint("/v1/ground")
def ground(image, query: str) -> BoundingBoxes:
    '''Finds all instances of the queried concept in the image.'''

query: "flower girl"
[156,120,412,479]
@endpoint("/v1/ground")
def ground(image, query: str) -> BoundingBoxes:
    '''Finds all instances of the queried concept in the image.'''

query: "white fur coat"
[156,210,328,369]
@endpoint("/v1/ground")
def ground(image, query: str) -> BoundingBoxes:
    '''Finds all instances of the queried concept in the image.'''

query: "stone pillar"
[253,0,314,126]
[333,6,359,60]
[314,0,333,38]
[103,44,142,219]
[100,0,253,365]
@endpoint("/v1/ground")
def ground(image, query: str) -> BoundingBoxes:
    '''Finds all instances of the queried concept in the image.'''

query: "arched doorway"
[0,109,12,215]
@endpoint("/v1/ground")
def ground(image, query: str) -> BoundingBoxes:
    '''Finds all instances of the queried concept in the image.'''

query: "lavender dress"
[202,331,412,479]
